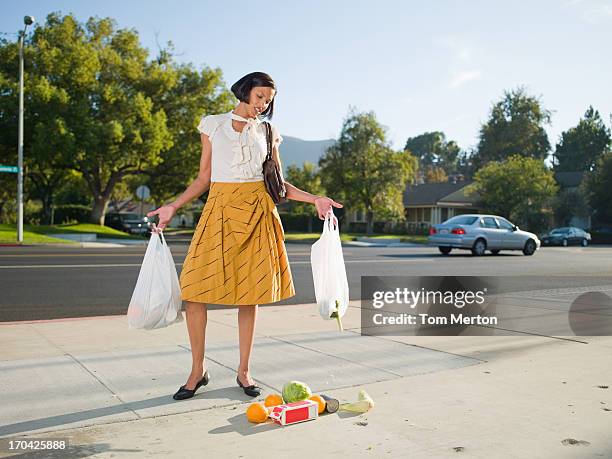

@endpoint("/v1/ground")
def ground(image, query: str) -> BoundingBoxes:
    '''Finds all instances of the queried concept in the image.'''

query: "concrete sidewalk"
[0,302,610,458]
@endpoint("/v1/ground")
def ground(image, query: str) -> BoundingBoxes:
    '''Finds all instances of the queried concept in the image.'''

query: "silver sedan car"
[427,214,541,256]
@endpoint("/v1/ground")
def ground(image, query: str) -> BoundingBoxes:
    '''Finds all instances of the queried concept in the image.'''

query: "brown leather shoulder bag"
[262,121,288,205]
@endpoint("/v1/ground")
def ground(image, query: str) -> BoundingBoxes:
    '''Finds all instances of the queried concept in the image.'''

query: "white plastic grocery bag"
[127,231,183,330]
[310,209,349,327]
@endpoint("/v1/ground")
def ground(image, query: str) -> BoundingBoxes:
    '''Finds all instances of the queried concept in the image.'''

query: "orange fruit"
[246,402,269,423]
[264,393,284,407]
[309,394,326,414]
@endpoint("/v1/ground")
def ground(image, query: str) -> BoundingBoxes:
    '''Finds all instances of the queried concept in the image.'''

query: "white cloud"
[563,0,612,22]
[448,70,482,89]
[434,36,483,89]
[583,3,612,22]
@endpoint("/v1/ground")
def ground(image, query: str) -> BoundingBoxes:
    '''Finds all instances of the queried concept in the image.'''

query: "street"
[1,243,611,322]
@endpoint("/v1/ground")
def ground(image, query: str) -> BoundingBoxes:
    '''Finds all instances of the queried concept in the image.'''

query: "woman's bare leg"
[183,301,208,390]
[237,304,258,386]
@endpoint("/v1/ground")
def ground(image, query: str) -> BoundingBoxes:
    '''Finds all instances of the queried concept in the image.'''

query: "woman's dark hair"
[231,72,277,120]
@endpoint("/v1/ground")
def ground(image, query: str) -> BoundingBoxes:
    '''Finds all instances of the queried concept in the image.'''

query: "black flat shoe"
[173,371,210,400]
[236,375,262,397]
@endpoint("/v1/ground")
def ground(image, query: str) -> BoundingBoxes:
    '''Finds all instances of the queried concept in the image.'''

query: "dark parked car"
[105,212,152,235]
[541,227,591,247]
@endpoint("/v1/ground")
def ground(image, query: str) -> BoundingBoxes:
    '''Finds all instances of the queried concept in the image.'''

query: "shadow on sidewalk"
[208,409,363,436]
[0,388,261,438]
[0,441,140,458]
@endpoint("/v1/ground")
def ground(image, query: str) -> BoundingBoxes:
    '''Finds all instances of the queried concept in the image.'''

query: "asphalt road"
[1,242,611,322]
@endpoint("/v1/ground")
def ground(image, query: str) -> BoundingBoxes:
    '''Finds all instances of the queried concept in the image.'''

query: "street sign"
[0,165,18,173]
[136,185,150,200]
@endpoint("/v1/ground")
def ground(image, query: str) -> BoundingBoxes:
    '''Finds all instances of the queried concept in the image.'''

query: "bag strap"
[263,121,272,161]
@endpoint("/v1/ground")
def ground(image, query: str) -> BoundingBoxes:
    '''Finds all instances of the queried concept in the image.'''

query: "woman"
[147,72,343,400]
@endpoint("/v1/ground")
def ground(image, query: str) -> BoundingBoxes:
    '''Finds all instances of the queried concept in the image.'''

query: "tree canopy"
[585,152,612,224]
[466,155,558,232]
[319,108,417,234]
[404,131,460,180]
[0,12,233,224]
[554,106,611,173]
[474,87,552,169]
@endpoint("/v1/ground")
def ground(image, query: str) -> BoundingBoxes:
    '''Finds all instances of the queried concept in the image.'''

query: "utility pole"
[17,15,35,243]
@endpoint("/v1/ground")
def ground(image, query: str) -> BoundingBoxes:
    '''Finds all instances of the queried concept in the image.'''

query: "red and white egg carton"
[268,399,319,426]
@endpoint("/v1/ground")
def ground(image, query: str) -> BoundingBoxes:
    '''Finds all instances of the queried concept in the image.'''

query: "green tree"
[404,131,460,176]
[553,186,590,227]
[466,155,558,232]
[0,13,175,225]
[554,106,611,173]
[319,108,417,235]
[0,25,74,223]
[425,166,448,183]
[285,162,324,233]
[474,87,552,169]
[585,152,612,224]
[145,60,235,205]
[456,148,477,179]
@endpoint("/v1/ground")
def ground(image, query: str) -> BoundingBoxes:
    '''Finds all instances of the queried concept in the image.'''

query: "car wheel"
[471,239,487,256]
[581,238,588,247]
[438,246,452,255]
[523,239,537,256]
[562,238,568,247]
[490,249,501,255]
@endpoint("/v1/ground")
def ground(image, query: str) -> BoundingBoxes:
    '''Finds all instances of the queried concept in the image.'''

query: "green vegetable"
[282,380,312,403]
[339,389,375,413]
[330,300,344,331]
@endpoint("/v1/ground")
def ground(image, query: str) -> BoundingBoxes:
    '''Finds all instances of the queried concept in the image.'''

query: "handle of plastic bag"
[159,231,167,246]
[323,209,338,233]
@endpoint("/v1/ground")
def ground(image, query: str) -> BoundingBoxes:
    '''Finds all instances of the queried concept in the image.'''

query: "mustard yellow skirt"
[179,181,296,305]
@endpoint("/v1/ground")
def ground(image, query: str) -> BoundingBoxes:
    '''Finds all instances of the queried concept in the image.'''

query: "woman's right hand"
[147,204,178,233]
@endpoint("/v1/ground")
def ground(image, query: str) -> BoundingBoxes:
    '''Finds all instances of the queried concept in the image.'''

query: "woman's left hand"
[314,196,343,221]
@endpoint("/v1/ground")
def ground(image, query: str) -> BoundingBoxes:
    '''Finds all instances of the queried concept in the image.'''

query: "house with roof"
[341,178,481,232]
[402,179,481,229]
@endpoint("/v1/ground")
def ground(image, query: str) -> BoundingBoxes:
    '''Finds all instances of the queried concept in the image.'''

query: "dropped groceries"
[245,380,374,426]
[310,209,349,331]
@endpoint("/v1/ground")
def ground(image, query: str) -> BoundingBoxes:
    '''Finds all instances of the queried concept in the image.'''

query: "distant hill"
[279,135,336,175]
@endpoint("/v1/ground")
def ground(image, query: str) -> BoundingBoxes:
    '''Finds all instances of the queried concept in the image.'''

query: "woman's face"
[247,86,275,117]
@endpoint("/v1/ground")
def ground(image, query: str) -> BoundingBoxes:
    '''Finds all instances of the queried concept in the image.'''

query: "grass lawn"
[0,225,75,245]
[0,223,141,245]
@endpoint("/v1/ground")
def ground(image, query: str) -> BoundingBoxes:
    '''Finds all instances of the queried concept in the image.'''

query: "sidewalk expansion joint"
[467,326,588,344]
[260,333,405,379]
[64,353,142,420]
[345,329,488,363]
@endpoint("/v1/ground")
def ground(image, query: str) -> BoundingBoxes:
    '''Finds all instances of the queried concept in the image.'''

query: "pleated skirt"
[179,181,296,305]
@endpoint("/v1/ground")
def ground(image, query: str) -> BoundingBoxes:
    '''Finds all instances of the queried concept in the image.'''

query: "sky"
[2,0,611,152]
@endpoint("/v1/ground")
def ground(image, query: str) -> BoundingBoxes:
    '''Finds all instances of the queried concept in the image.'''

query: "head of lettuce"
[282,380,312,403]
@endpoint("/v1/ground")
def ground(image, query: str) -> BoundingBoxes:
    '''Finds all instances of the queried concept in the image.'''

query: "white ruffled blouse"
[197,110,284,182]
